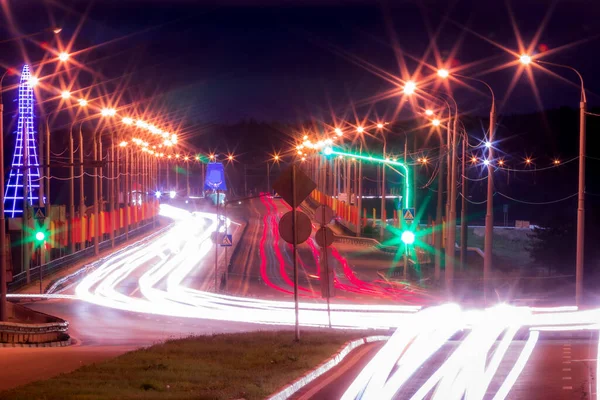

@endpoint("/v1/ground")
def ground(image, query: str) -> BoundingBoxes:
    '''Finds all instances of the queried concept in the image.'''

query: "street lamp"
[437,69,449,78]
[78,98,88,107]
[58,52,69,62]
[404,80,416,94]
[442,70,496,302]
[425,109,434,116]
[432,118,441,126]
[356,126,364,134]
[519,54,532,65]
[60,90,70,99]
[335,128,343,136]
[519,55,587,305]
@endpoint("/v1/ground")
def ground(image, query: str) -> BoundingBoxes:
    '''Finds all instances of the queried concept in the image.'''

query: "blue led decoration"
[4,65,41,217]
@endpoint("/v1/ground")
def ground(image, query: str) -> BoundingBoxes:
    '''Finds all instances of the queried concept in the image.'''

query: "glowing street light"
[119,141,127,147]
[58,52,69,62]
[101,108,116,117]
[519,54,532,65]
[303,135,309,140]
[60,90,70,99]
[334,128,343,136]
[425,109,434,116]
[483,159,490,166]
[357,126,364,133]
[78,99,88,107]
[554,159,561,165]
[377,123,384,129]
[28,76,39,87]
[403,81,416,95]
[432,119,441,126]
[484,141,492,148]
[437,69,449,79]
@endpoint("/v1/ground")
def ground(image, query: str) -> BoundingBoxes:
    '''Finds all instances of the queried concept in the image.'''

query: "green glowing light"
[325,147,411,209]
[401,230,415,245]
[35,231,45,242]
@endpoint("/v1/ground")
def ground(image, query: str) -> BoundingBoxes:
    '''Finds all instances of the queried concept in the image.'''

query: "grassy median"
[0,330,377,400]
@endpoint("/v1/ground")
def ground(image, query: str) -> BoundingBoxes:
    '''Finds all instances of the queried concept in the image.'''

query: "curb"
[267,335,389,400]
[0,337,71,348]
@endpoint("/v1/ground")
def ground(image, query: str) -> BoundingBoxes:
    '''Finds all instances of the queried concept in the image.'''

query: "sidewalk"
[15,220,168,295]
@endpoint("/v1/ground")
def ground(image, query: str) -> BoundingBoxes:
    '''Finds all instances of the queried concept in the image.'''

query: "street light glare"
[520,54,532,65]
[483,159,490,166]
[425,109,434,116]
[484,141,492,148]
[357,126,364,133]
[377,123,384,129]
[35,231,45,242]
[119,141,128,147]
[58,52,69,62]
[60,90,70,99]
[122,117,133,125]
[78,99,88,107]
[403,81,416,94]
[437,69,449,78]
[334,128,343,136]
[28,76,39,87]
[432,119,441,126]
[101,108,116,117]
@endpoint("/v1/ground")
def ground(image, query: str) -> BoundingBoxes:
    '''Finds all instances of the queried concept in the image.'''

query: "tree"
[528,216,575,275]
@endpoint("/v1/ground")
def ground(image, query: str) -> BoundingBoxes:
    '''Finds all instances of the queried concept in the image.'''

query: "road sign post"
[220,234,232,247]
[315,204,336,328]
[272,164,317,341]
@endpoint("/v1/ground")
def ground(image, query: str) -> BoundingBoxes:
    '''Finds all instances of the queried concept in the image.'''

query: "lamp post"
[456,74,496,302]
[521,56,586,306]
[0,69,10,321]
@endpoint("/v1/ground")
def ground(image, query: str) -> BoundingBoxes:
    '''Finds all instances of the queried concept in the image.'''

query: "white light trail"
[14,203,590,400]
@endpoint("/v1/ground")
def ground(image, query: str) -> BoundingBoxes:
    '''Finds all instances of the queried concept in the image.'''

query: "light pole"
[521,55,586,306]
[0,69,10,321]
[456,74,495,302]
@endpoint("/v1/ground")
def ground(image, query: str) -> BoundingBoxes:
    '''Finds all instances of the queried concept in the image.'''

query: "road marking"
[562,368,572,372]
[563,386,573,390]
[563,355,572,359]
[562,377,572,380]
[563,361,572,364]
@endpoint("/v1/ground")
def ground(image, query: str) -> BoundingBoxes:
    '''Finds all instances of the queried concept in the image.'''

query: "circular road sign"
[315,226,335,248]
[279,211,312,245]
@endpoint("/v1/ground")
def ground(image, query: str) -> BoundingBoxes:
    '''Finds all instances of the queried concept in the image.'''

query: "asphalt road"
[296,332,598,399]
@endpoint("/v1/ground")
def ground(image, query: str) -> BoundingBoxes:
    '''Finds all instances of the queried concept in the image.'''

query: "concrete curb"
[0,337,71,348]
[267,335,389,400]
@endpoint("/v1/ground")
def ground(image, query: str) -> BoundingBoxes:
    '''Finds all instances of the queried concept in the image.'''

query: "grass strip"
[0,330,374,400]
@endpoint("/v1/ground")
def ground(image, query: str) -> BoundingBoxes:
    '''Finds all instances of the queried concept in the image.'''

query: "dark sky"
[2,0,600,127]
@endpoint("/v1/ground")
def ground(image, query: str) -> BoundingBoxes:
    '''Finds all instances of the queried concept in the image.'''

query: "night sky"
[2,0,600,127]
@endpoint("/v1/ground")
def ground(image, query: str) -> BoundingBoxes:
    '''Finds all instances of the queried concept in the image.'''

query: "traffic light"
[35,231,45,242]
[400,230,415,245]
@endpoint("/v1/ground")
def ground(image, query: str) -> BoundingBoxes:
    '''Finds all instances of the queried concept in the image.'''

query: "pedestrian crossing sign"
[221,234,233,247]
[402,208,415,221]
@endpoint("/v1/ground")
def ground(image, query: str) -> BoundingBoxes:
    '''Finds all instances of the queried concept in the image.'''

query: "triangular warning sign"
[221,235,232,246]
[35,209,45,219]
[403,209,414,220]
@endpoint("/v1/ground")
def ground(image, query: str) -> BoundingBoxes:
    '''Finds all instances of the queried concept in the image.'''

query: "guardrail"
[9,220,157,292]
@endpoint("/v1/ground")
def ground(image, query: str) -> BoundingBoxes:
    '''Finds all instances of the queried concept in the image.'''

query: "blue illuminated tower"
[4,65,41,217]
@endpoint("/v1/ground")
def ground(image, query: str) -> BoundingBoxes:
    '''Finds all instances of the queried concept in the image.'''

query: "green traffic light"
[35,231,45,242]
[401,230,415,245]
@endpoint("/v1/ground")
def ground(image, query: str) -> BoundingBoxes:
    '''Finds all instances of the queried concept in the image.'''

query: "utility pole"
[79,125,85,249]
[460,133,468,267]
[484,102,496,304]
[576,96,586,306]
[69,128,75,253]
